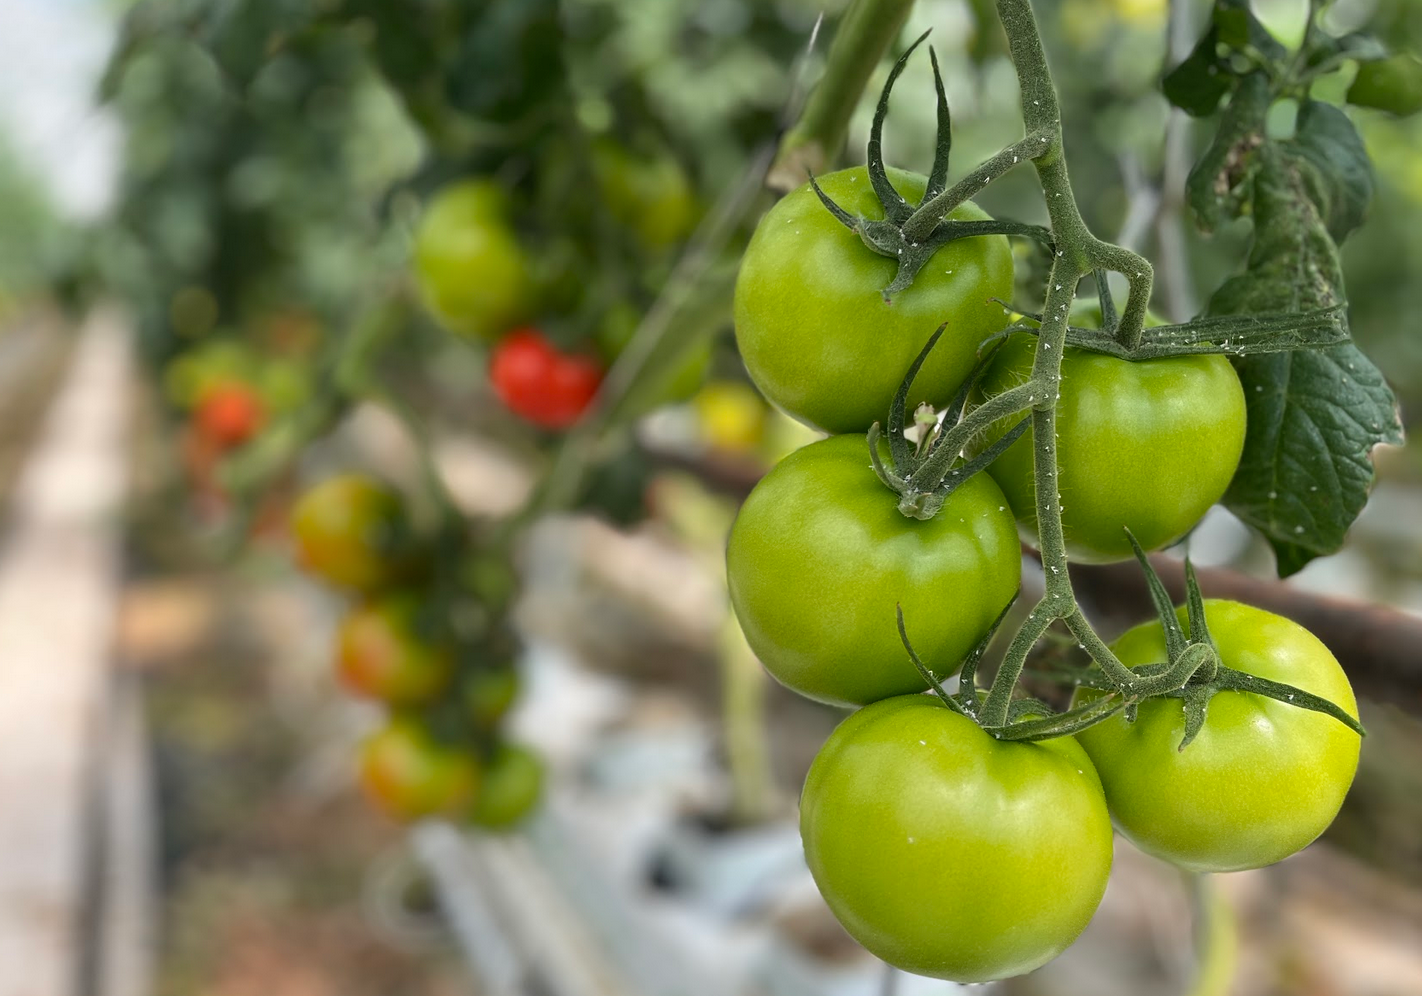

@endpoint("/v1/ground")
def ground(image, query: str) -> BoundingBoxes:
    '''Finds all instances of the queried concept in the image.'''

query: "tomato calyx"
[868,324,1030,520]
[898,598,1135,742]
[807,32,1053,302]
[1036,533,1365,748]
[895,530,1364,747]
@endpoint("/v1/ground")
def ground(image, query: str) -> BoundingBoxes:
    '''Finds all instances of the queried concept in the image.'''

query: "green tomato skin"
[969,334,1246,564]
[290,475,420,593]
[414,180,533,341]
[726,434,1020,707]
[1074,599,1360,873]
[593,144,699,251]
[471,744,544,830]
[801,696,1113,982]
[733,166,1014,435]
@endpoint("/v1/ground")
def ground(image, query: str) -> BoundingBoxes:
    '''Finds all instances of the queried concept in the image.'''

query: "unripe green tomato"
[470,743,544,830]
[465,667,520,728]
[359,720,481,822]
[335,596,454,706]
[413,179,533,341]
[1073,599,1360,872]
[967,331,1246,563]
[290,475,419,592]
[726,434,1020,706]
[256,359,311,415]
[801,695,1113,982]
[733,166,1014,434]
[593,143,699,251]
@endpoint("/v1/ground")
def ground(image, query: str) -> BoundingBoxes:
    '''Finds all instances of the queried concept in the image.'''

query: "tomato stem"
[899,128,1055,242]
[768,0,917,192]
[972,0,1159,716]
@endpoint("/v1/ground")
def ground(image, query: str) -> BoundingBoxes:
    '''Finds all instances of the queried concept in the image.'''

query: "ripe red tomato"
[194,381,264,449]
[489,329,602,429]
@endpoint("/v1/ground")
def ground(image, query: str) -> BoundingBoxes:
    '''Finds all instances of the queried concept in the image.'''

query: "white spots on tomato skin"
[907,836,916,844]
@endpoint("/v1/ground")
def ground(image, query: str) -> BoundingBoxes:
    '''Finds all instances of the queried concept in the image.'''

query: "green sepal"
[985,694,1126,742]
[865,30,928,224]
[896,603,967,716]
[898,596,1016,721]
[807,28,1051,301]
[1182,559,1218,681]
[869,328,1028,520]
[1210,666,1365,737]
[1178,683,1212,750]
[1127,529,1187,662]
[956,598,1016,720]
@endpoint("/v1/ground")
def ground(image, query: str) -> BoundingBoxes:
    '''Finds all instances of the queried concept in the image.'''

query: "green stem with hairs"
[769,0,917,192]
[978,0,1157,726]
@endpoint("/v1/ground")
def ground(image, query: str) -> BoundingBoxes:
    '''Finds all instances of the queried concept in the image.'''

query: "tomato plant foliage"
[1166,0,1405,575]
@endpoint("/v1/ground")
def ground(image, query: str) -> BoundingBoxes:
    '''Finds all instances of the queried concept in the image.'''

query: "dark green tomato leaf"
[1225,345,1401,576]
[202,1,318,87]
[1348,53,1422,116]
[1186,72,1271,231]
[447,0,564,123]
[1303,31,1389,72]
[1209,147,1401,577]
[1289,101,1373,243]
[1212,0,1288,61]
[1163,27,1234,117]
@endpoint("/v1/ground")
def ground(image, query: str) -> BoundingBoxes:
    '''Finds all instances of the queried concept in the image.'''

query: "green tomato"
[733,166,1013,434]
[465,667,520,728]
[336,596,454,707]
[968,333,1246,563]
[593,143,699,251]
[256,359,311,415]
[413,179,533,340]
[290,475,421,592]
[359,719,481,823]
[1074,599,1360,872]
[470,743,544,830]
[802,695,1113,982]
[726,434,1020,706]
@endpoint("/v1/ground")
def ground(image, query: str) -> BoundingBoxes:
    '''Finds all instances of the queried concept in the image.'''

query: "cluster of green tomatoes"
[289,475,543,830]
[726,166,1361,982]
